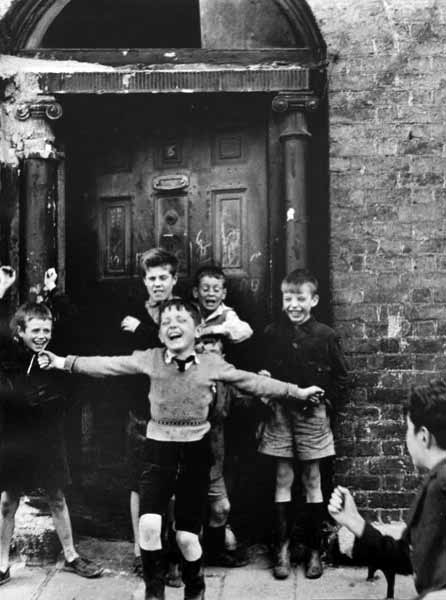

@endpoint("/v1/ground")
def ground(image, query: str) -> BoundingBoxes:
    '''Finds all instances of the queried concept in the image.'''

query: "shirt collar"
[164,349,200,367]
[203,303,227,323]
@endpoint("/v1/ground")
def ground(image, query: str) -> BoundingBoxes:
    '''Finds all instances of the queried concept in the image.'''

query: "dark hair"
[159,297,201,326]
[281,269,319,295]
[139,248,179,277]
[194,264,226,288]
[407,379,446,449]
[11,302,53,336]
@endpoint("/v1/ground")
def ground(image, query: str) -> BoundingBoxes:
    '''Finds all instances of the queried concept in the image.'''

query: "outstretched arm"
[215,359,323,403]
[328,486,412,575]
[39,349,148,378]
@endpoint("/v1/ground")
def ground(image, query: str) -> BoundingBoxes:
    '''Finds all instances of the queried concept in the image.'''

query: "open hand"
[121,316,141,333]
[0,266,16,298]
[328,486,365,537]
[43,268,58,291]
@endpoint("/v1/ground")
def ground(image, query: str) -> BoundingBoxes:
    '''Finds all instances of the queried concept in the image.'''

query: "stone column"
[272,92,319,274]
[14,97,63,296]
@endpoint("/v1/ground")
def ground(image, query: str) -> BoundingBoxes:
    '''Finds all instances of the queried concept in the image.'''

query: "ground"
[3,537,417,600]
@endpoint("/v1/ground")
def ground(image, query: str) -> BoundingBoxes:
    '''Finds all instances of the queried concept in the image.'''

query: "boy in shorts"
[39,297,323,600]
[0,270,103,586]
[192,265,252,567]
[120,248,178,575]
[258,269,349,580]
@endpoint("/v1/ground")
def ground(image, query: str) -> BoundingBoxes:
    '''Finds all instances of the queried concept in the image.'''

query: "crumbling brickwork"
[310,0,446,520]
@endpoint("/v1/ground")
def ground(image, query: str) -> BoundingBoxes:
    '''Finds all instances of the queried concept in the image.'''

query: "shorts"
[0,422,71,492]
[139,436,212,535]
[258,402,335,461]
[128,437,146,492]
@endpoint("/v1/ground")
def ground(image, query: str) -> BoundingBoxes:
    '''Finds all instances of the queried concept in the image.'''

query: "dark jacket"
[0,339,71,436]
[260,315,350,410]
[353,458,446,595]
[0,290,76,436]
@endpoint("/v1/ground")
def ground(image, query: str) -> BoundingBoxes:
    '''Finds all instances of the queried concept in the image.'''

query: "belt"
[152,418,207,427]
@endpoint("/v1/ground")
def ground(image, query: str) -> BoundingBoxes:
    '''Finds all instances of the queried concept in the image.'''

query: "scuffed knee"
[47,490,66,514]
[176,530,199,555]
[0,494,19,519]
[139,513,162,549]
[209,497,230,526]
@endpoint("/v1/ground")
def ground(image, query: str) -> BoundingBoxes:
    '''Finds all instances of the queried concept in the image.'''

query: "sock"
[140,548,165,592]
[274,501,292,546]
[204,525,225,556]
[306,503,325,550]
[182,557,205,594]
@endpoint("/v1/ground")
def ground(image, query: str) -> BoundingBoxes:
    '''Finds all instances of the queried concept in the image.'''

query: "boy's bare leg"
[273,459,294,579]
[301,460,324,579]
[131,491,141,556]
[176,531,205,600]
[47,488,78,562]
[47,488,103,578]
[0,490,20,574]
[139,513,166,599]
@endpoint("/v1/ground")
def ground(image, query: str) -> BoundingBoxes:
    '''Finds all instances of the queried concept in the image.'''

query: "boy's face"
[143,265,177,304]
[281,282,319,326]
[405,414,428,469]
[159,305,198,356]
[193,276,226,315]
[18,317,52,353]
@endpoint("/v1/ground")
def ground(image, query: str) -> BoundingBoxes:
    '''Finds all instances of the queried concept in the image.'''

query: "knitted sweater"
[64,348,301,442]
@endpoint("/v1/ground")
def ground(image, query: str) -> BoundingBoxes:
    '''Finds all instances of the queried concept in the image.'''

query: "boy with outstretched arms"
[257,269,349,580]
[329,378,446,599]
[192,264,252,567]
[40,297,323,600]
[0,268,103,587]
[120,248,178,576]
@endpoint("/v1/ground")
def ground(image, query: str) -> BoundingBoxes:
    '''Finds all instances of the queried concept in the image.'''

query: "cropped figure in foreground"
[329,378,446,599]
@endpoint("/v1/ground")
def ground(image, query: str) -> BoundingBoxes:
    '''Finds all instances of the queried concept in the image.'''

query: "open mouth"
[167,331,183,341]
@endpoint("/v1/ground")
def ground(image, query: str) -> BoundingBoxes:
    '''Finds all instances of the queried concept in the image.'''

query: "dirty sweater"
[64,348,301,442]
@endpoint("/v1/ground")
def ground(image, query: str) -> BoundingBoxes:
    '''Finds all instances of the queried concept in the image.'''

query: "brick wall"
[310,0,446,520]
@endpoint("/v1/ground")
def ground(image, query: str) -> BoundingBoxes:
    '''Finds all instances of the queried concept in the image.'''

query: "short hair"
[281,269,319,295]
[139,248,178,276]
[11,302,53,336]
[159,297,200,326]
[194,264,226,288]
[407,379,446,449]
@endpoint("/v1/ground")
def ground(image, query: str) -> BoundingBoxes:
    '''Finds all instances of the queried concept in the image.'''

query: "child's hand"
[294,385,324,401]
[258,369,271,378]
[43,268,58,291]
[121,316,141,332]
[328,486,365,537]
[0,266,16,298]
[38,350,65,370]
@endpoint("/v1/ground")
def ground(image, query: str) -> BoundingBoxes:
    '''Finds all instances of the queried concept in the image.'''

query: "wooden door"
[63,95,271,532]
[66,95,269,343]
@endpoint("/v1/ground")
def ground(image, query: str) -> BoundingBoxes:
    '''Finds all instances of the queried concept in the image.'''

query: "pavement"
[3,537,418,600]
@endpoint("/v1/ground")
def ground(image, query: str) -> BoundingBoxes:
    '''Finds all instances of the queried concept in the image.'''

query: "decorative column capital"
[272,92,320,114]
[15,97,63,122]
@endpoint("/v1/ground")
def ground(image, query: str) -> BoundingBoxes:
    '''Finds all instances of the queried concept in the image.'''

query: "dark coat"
[260,315,350,410]
[353,458,446,595]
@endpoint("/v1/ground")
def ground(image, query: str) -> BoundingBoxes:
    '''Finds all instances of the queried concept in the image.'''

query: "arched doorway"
[0,0,328,539]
